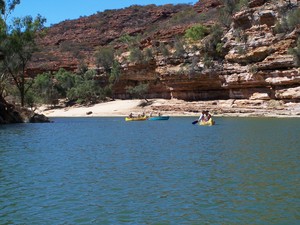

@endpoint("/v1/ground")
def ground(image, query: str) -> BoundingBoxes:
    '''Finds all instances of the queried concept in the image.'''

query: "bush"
[288,38,300,67]
[173,38,186,57]
[54,69,76,97]
[218,0,248,28]
[118,34,135,44]
[144,48,153,62]
[274,8,300,34]
[168,8,202,26]
[126,83,149,101]
[184,24,209,42]
[94,47,115,72]
[32,73,60,105]
[66,70,101,103]
[129,47,144,63]
[202,24,225,59]
[203,55,214,69]
[158,43,170,57]
[109,61,121,84]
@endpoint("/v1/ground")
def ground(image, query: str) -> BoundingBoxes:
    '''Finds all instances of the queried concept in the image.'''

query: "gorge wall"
[28,0,300,103]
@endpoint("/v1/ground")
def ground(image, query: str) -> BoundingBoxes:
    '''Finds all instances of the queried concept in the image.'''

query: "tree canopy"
[0,0,46,106]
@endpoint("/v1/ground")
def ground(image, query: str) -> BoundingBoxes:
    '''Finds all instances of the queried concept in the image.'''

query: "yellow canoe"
[199,118,215,126]
[125,116,148,121]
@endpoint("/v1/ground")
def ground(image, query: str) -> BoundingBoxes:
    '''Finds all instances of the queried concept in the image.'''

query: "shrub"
[202,24,225,59]
[218,0,249,28]
[126,83,149,101]
[158,43,170,57]
[173,38,186,58]
[184,24,209,42]
[288,38,300,67]
[118,34,135,44]
[144,48,153,62]
[274,8,300,34]
[249,65,259,74]
[129,47,144,63]
[66,70,101,103]
[109,61,121,84]
[168,8,202,27]
[94,47,115,72]
[54,69,76,97]
[203,55,214,69]
[32,73,59,105]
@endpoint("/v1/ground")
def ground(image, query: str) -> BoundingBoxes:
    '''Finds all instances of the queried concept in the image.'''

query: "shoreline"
[37,99,300,118]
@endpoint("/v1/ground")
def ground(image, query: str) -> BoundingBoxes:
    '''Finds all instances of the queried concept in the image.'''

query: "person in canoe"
[198,110,211,122]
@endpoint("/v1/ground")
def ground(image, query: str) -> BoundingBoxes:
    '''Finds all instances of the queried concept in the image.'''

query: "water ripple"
[1,117,299,224]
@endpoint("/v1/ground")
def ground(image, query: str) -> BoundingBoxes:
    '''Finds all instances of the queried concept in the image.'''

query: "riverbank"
[36,98,300,118]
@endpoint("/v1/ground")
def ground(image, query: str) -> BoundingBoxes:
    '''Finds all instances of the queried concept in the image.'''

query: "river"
[0,117,299,224]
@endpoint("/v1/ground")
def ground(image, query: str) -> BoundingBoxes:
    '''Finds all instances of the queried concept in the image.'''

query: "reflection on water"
[0,117,299,224]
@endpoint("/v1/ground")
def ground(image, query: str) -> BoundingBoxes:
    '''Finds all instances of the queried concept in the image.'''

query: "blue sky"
[11,0,198,27]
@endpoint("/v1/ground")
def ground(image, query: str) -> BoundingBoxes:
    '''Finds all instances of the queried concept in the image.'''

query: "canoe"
[199,118,215,126]
[125,116,148,121]
[148,116,170,121]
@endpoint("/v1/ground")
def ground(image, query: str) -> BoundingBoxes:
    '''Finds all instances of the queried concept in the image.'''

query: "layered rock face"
[29,4,191,74]
[220,0,300,102]
[150,0,300,102]
[28,0,300,103]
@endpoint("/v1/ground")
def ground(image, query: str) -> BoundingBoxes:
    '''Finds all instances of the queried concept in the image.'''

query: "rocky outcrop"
[25,0,300,107]
[194,0,221,13]
[28,4,193,74]
[0,96,50,124]
[29,113,51,123]
[0,96,23,124]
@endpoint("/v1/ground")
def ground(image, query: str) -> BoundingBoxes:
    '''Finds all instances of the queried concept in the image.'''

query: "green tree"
[67,70,105,104]
[109,60,121,84]
[0,72,10,97]
[94,47,114,72]
[32,73,59,105]
[0,1,46,106]
[0,1,20,24]
[0,0,20,99]
[126,83,149,102]
[54,68,76,97]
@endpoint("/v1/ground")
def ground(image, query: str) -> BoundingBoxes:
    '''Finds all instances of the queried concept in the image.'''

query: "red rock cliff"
[28,0,300,102]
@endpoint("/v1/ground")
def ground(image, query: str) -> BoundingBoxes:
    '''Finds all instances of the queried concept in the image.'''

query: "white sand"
[37,99,153,117]
[37,98,300,118]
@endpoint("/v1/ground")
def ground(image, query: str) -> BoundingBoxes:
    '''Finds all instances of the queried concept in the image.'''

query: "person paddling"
[198,110,211,122]
[204,110,211,121]
[198,110,206,122]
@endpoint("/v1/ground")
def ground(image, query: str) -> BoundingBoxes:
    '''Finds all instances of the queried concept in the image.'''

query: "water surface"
[0,117,299,224]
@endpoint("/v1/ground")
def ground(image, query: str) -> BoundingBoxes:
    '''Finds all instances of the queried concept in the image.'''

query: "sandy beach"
[36,98,300,118]
[37,99,196,118]
[37,99,146,117]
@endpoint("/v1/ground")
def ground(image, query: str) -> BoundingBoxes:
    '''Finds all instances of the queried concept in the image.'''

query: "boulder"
[29,113,51,123]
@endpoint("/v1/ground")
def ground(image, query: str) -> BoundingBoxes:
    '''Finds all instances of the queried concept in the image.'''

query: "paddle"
[192,120,198,125]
